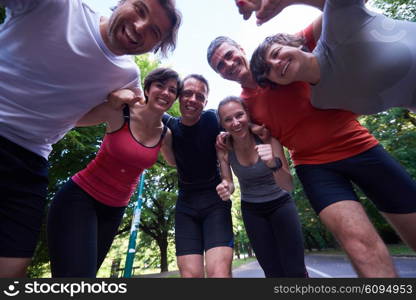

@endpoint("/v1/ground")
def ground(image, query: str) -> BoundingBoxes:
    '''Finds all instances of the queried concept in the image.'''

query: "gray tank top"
[312,0,416,114]
[228,136,289,203]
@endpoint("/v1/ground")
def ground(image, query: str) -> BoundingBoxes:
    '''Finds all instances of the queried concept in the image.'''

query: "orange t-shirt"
[241,24,378,166]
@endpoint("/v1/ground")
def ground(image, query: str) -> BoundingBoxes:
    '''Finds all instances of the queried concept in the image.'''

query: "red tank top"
[73,119,166,207]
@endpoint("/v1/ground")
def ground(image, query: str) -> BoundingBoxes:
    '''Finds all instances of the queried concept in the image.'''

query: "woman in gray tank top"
[216,96,307,277]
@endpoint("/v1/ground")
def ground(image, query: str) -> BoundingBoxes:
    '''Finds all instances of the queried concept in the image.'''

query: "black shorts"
[296,145,416,215]
[0,136,49,257]
[175,189,234,256]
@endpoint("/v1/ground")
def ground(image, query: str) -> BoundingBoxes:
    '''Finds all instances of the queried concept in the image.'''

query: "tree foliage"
[0,6,5,24]
[371,0,416,21]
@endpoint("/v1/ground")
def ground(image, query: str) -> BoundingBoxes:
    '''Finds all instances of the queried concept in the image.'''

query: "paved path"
[232,254,416,278]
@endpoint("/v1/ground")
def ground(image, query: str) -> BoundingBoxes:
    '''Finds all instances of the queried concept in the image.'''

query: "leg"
[202,199,234,278]
[95,203,126,272]
[0,258,31,277]
[177,254,205,278]
[347,145,416,251]
[0,136,48,278]
[47,180,98,277]
[296,158,397,278]
[241,200,285,277]
[319,200,397,277]
[268,199,308,277]
[205,246,233,278]
[174,202,205,278]
[382,212,416,250]
[242,199,307,277]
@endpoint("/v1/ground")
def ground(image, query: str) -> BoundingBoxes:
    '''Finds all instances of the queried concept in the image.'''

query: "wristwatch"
[269,157,282,172]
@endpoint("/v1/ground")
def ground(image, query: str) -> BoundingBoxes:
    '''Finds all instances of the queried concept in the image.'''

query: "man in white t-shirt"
[0,0,181,277]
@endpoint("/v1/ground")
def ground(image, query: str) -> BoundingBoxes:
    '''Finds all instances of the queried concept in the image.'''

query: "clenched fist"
[234,0,261,20]
[216,179,232,201]
[255,144,276,168]
[234,0,294,26]
[107,88,144,109]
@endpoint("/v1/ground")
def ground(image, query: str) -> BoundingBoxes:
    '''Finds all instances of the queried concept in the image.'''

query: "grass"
[141,256,257,278]
[232,256,257,269]
[307,244,415,256]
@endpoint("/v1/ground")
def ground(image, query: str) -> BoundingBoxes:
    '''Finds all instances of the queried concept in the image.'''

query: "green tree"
[138,163,178,272]
[230,182,253,259]
[371,0,416,21]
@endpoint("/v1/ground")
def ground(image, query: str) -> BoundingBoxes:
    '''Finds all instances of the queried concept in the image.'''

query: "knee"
[339,230,387,261]
[206,264,232,278]
[179,267,204,278]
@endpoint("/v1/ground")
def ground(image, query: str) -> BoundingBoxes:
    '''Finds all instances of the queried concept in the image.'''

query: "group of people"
[1,0,416,279]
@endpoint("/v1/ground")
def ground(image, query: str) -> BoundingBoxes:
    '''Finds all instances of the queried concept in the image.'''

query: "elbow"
[284,184,294,193]
[165,158,176,167]
[284,178,294,193]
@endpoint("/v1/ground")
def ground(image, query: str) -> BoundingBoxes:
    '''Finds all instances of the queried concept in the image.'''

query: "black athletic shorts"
[0,136,49,257]
[296,145,416,215]
[175,189,234,256]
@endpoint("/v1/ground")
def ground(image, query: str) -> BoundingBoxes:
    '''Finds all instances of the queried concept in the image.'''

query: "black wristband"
[269,157,282,172]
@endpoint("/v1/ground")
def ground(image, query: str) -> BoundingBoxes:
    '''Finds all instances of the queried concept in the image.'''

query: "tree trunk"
[235,240,241,259]
[247,245,254,257]
[158,239,169,272]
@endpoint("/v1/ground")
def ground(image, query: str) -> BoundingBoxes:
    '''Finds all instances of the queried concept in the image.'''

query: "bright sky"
[84,0,321,108]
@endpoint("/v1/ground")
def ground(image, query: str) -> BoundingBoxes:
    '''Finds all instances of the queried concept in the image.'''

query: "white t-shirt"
[0,0,141,158]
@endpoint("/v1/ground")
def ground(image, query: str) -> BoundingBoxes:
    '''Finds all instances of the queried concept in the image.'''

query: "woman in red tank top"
[47,68,181,277]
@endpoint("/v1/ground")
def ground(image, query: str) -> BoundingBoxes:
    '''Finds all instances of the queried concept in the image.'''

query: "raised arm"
[160,129,177,167]
[216,147,235,201]
[270,137,293,192]
[255,137,293,192]
[76,101,122,130]
[234,0,325,25]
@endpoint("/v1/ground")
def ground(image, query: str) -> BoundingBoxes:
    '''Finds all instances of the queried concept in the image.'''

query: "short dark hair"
[250,33,307,88]
[207,36,241,68]
[182,74,210,95]
[143,67,181,102]
[116,0,181,57]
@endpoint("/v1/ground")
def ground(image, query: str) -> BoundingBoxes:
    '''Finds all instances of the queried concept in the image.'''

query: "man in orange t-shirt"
[207,20,416,277]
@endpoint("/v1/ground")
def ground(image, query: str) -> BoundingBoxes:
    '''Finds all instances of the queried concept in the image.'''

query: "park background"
[0,0,415,277]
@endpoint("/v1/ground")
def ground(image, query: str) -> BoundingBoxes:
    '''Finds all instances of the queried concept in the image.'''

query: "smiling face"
[218,101,250,138]
[145,78,178,112]
[265,43,305,85]
[103,0,172,55]
[179,77,208,124]
[210,42,250,83]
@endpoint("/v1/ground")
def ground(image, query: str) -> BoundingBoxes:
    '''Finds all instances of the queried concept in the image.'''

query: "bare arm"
[107,87,145,110]
[160,129,177,167]
[216,148,235,201]
[76,101,122,131]
[234,0,325,25]
[77,87,142,129]
[255,137,293,192]
[270,137,293,192]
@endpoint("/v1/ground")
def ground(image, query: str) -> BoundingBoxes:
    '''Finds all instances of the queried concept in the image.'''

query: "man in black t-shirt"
[162,74,234,278]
